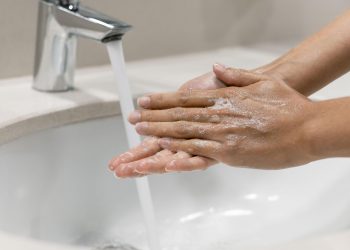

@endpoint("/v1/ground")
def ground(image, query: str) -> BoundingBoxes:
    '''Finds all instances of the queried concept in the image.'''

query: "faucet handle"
[58,0,79,11]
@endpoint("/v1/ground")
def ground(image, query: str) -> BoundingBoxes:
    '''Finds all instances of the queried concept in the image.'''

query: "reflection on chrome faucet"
[33,0,131,92]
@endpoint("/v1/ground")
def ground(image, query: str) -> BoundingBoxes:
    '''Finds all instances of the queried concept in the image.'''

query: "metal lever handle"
[58,0,79,11]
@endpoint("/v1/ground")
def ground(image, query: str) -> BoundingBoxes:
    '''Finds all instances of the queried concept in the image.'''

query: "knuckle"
[175,121,192,136]
[171,107,185,120]
[224,134,239,148]
[186,147,195,154]
[178,89,194,105]
[259,122,274,134]
[249,117,272,133]
[154,94,164,103]
[193,113,202,121]
[208,114,221,123]
[141,110,150,120]
[168,141,179,151]
[197,125,208,136]
[223,134,244,151]
[226,68,241,81]
[235,69,243,78]
[220,124,238,133]
[192,139,207,151]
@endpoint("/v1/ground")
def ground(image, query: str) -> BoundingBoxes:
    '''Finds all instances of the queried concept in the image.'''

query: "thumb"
[213,63,265,87]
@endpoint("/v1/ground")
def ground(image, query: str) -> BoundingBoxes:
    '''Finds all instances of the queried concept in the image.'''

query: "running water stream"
[107,40,161,250]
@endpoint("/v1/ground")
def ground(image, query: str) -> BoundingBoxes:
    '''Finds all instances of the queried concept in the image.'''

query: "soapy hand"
[109,65,267,177]
[110,64,314,176]
[109,10,350,177]
[109,70,227,177]
[128,65,318,171]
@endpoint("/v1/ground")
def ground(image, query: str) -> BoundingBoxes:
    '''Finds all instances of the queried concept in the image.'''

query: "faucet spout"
[33,0,132,92]
[55,5,132,42]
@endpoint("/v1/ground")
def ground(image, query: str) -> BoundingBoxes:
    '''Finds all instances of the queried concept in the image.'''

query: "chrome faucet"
[33,0,132,92]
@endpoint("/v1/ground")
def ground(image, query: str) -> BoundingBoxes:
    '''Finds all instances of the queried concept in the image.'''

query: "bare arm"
[306,97,350,159]
[256,10,350,96]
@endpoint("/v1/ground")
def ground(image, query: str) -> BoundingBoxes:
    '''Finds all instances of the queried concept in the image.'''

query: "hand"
[109,65,271,177]
[109,70,227,177]
[130,66,318,170]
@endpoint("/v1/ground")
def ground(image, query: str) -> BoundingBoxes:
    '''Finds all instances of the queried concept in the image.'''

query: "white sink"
[0,47,350,249]
[1,115,350,250]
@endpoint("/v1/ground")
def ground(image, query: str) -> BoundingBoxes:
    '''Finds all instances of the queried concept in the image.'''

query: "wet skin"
[109,66,286,177]
[109,71,226,177]
[124,66,318,172]
[109,10,350,177]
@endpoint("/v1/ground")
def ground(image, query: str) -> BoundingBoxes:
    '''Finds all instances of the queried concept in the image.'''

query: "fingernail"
[115,164,129,178]
[128,111,141,123]
[108,158,119,171]
[108,159,115,170]
[109,163,115,171]
[135,122,148,135]
[213,63,226,73]
[137,96,151,108]
[114,170,124,179]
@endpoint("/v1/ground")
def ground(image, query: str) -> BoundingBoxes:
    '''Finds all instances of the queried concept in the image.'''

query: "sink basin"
[1,115,350,250]
[1,46,350,250]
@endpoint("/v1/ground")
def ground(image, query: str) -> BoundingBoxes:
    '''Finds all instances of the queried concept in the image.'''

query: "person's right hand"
[109,70,226,177]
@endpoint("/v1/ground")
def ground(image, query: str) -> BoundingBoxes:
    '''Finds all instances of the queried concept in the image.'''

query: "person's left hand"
[109,65,267,177]
[129,68,318,171]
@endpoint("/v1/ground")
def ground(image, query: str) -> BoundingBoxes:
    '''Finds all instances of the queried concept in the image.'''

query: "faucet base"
[33,0,132,92]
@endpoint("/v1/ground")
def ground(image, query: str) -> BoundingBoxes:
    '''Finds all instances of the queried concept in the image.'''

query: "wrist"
[304,98,350,160]
[255,60,312,95]
[302,101,328,161]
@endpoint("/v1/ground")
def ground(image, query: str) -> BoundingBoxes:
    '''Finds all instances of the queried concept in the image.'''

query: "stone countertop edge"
[0,76,121,146]
[0,100,121,146]
[0,66,144,147]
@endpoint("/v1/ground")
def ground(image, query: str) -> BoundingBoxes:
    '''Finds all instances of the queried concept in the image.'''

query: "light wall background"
[0,0,349,79]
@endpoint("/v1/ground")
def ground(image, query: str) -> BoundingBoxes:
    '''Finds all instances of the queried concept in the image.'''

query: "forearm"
[256,10,350,96]
[307,97,350,160]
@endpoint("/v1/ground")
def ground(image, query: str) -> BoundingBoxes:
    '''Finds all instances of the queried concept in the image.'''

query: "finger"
[134,151,191,175]
[213,63,266,87]
[109,137,160,170]
[165,156,217,172]
[114,163,147,178]
[137,89,219,109]
[128,108,234,124]
[115,149,176,177]
[159,138,222,160]
[178,72,226,91]
[135,121,222,140]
